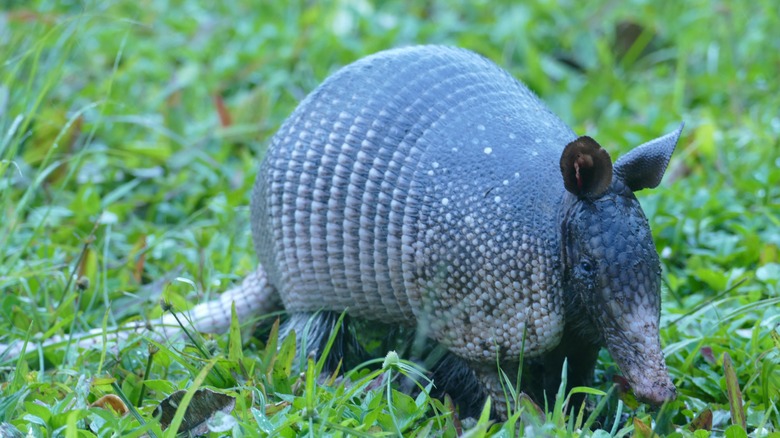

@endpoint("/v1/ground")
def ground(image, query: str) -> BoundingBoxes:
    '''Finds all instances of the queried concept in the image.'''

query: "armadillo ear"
[614,123,683,192]
[560,136,613,198]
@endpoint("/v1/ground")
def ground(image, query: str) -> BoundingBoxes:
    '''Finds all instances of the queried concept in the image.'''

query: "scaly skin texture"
[251,45,681,417]
[254,47,570,358]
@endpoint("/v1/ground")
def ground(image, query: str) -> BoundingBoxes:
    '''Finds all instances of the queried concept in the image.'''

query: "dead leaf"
[90,394,129,415]
[722,352,746,429]
[154,388,236,435]
[214,94,232,127]
[689,408,713,431]
[633,417,657,438]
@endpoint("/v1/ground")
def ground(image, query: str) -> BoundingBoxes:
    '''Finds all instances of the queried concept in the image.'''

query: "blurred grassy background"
[1,0,778,435]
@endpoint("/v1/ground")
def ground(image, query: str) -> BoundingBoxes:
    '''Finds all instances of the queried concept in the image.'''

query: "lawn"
[1,0,778,436]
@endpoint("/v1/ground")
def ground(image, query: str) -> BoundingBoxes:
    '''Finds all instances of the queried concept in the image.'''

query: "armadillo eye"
[580,260,594,273]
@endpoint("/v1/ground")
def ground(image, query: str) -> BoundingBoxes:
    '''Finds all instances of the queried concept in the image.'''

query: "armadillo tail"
[0,265,280,361]
[174,264,281,334]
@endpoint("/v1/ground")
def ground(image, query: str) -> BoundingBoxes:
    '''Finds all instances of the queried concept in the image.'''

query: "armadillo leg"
[471,361,521,421]
[0,265,280,360]
[280,312,365,373]
[427,352,487,418]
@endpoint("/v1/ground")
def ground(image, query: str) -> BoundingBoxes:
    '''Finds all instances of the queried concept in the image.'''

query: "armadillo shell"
[252,45,576,361]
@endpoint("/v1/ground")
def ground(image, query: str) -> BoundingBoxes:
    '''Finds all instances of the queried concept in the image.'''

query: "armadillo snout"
[634,379,677,406]
[604,323,676,408]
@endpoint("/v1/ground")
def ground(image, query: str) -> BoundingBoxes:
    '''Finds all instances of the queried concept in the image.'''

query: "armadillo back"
[252,46,576,359]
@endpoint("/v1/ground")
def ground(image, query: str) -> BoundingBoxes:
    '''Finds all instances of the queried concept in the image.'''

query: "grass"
[1,0,779,436]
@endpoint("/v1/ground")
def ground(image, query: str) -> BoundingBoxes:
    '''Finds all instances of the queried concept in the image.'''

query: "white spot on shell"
[477,124,486,131]
[494,196,502,203]
[502,180,509,185]
[427,170,434,176]
[532,151,538,156]
[484,147,493,155]
[432,162,440,168]
[535,138,542,143]
[442,198,449,206]
[509,133,516,139]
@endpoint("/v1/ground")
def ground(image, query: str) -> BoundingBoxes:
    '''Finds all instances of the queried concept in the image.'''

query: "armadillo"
[2,45,680,419]
[251,45,680,416]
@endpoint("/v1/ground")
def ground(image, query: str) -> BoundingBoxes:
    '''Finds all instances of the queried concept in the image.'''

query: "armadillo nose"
[635,380,677,406]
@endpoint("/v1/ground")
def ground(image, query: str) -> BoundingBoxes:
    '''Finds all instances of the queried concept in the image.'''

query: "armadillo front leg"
[469,361,520,420]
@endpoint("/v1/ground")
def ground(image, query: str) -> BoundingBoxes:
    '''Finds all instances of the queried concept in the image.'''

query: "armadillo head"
[558,125,683,405]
